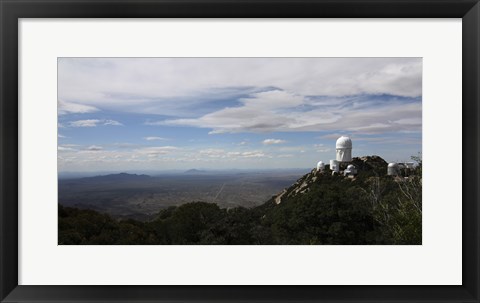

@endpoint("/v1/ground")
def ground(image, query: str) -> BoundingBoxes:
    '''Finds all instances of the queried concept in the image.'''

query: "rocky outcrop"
[273,155,388,204]
[272,168,319,204]
[351,155,388,174]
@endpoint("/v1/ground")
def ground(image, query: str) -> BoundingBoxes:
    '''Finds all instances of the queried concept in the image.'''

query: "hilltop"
[273,155,388,205]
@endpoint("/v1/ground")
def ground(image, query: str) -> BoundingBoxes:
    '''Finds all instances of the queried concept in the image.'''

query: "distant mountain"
[79,172,152,182]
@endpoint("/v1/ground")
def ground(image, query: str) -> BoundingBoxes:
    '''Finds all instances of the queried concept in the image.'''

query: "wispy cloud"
[263,139,287,145]
[104,120,123,126]
[58,145,75,151]
[69,119,123,127]
[144,136,167,141]
[87,145,103,151]
[240,151,267,158]
[162,90,421,135]
[200,149,226,158]
[69,119,100,127]
[199,149,268,159]
[58,100,98,115]
[135,146,179,157]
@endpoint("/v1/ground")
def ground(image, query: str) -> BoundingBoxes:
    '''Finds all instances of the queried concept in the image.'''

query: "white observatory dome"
[336,136,352,149]
[347,164,355,169]
[335,136,352,162]
[316,161,325,171]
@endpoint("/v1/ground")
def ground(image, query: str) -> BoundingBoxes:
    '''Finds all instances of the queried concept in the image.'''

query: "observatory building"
[316,161,325,171]
[316,136,354,176]
[314,135,416,179]
[330,159,339,173]
[336,136,352,162]
[344,164,357,177]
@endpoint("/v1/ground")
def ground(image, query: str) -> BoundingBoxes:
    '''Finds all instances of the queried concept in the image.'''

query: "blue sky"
[57,58,422,173]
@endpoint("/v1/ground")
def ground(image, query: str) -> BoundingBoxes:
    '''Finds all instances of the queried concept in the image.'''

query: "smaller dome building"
[344,164,357,176]
[330,159,339,173]
[316,161,325,171]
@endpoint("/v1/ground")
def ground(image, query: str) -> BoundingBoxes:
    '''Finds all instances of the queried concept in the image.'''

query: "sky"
[57,58,422,173]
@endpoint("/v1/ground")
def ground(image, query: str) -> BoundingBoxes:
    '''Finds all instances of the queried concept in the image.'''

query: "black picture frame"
[1,0,479,302]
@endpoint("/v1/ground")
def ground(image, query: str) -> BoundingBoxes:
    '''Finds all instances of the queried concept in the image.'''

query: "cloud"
[58,146,75,151]
[58,58,422,118]
[144,121,165,126]
[198,148,268,159]
[144,136,167,141]
[69,119,101,127]
[104,119,123,126]
[58,100,98,115]
[263,139,287,145]
[241,151,267,158]
[200,149,225,158]
[69,119,123,127]
[162,90,421,135]
[162,90,304,133]
[136,146,179,157]
[87,145,103,151]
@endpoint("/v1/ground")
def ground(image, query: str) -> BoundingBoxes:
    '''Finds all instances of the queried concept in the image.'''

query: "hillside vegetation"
[59,156,422,245]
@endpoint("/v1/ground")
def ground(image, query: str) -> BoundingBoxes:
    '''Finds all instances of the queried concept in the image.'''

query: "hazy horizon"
[58,58,422,173]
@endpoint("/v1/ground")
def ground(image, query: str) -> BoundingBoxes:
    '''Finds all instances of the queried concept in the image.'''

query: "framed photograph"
[1,0,479,302]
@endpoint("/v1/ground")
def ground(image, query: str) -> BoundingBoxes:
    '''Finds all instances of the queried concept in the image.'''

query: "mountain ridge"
[58,155,422,245]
